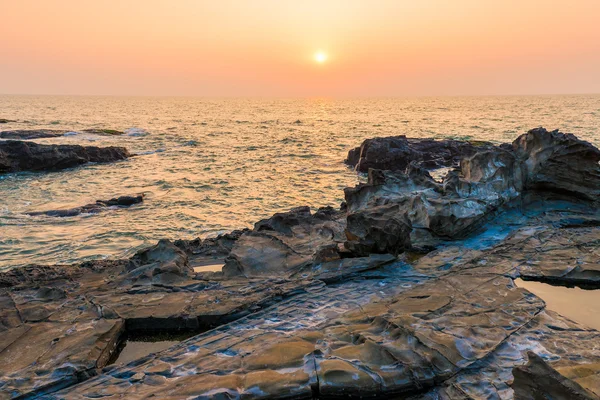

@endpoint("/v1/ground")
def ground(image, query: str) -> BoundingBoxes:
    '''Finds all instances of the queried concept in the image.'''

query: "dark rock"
[223,206,348,278]
[0,140,131,174]
[514,127,600,202]
[27,194,144,217]
[344,128,600,255]
[0,119,16,124]
[81,128,124,136]
[511,351,597,399]
[345,203,412,256]
[345,135,496,172]
[0,129,65,139]
[0,128,125,139]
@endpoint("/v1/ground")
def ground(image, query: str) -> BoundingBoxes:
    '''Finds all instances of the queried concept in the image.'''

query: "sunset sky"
[1,0,600,97]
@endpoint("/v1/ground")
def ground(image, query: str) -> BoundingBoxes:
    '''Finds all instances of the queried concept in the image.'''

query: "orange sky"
[1,0,599,96]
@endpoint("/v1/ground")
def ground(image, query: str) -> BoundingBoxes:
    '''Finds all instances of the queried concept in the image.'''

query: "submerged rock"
[0,129,65,139]
[27,194,144,217]
[345,135,496,172]
[0,128,125,139]
[0,140,131,174]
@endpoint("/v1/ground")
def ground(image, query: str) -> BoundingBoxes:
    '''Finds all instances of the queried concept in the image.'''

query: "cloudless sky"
[1,0,599,96]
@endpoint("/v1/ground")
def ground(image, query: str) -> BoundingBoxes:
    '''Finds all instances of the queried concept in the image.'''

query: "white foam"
[125,127,149,137]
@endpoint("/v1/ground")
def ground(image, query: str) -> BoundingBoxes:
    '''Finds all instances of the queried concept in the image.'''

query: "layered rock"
[28,194,144,217]
[345,135,496,172]
[344,128,600,255]
[222,206,394,279]
[45,222,600,400]
[0,140,131,174]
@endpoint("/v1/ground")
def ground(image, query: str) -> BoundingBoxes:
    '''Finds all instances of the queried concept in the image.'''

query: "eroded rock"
[345,135,496,172]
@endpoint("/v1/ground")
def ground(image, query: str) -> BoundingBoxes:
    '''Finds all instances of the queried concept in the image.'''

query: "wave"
[125,127,150,137]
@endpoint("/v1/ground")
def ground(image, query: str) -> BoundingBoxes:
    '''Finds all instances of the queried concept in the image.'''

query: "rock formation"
[27,194,144,217]
[345,135,497,172]
[0,140,131,174]
[1,127,599,399]
[344,128,600,255]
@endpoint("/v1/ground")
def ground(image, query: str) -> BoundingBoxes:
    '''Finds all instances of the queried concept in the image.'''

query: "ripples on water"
[0,95,599,269]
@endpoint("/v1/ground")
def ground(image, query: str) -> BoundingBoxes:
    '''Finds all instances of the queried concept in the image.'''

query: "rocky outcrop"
[511,352,597,400]
[28,194,144,217]
[0,128,125,139]
[2,128,600,399]
[514,127,600,202]
[344,128,600,255]
[345,135,496,172]
[0,140,131,174]
[223,206,349,278]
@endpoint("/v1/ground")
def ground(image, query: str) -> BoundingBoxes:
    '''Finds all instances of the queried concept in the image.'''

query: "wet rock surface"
[27,194,145,217]
[0,140,131,174]
[1,127,600,399]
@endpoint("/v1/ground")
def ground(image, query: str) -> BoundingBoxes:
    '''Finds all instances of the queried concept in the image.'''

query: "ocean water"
[0,95,599,270]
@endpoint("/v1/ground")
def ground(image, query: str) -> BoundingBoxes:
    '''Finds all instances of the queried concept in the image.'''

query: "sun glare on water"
[314,51,328,64]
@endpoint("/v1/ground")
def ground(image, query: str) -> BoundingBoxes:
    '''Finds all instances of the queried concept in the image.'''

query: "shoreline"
[0,127,599,398]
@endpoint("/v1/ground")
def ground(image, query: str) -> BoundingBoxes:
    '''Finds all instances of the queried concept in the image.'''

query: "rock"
[51,218,600,400]
[223,206,348,278]
[81,128,124,136]
[345,203,412,255]
[0,140,131,174]
[28,194,144,217]
[511,351,597,399]
[0,128,125,139]
[345,135,496,173]
[3,128,600,399]
[344,128,600,255]
[0,129,65,139]
[514,127,600,202]
[0,119,16,124]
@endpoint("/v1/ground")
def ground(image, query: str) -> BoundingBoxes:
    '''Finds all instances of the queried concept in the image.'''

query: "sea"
[0,95,599,270]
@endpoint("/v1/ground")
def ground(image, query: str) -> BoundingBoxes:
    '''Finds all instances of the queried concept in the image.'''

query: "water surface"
[0,95,599,269]
[516,278,600,330]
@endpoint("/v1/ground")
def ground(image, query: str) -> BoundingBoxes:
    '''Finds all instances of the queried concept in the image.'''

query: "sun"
[314,51,328,64]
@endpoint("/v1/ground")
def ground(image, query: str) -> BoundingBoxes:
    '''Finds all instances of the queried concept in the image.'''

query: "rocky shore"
[0,128,599,399]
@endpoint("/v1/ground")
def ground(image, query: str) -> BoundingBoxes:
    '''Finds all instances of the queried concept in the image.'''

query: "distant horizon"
[2,1,600,97]
[1,92,599,99]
